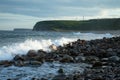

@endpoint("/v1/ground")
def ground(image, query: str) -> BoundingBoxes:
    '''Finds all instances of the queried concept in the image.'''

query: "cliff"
[33,18,120,31]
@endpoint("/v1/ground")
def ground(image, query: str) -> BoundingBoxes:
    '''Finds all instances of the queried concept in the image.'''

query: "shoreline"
[0,36,120,80]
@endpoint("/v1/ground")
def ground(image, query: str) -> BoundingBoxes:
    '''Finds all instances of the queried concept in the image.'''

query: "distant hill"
[14,28,32,31]
[33,18,120,31]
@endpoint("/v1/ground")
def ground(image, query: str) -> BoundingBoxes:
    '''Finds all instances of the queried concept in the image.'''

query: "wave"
[73,32,113,40]
[0,32,113,60]
[0,37,75,60]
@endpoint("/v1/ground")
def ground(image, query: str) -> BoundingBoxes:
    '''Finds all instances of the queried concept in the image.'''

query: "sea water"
[0,31,114,60]
[0,30,117,79]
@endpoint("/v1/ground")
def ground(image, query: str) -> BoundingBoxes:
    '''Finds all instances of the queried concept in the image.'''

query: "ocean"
[0,30,116,60]
[0,30,119,80]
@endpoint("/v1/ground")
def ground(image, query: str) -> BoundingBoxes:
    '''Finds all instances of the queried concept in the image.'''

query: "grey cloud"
[0,0,120,17]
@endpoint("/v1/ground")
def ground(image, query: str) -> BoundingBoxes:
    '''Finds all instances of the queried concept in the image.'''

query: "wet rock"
[41,78,48,80]
[30,61,42,65]
[13,55,26,61]
[27,50,37,57]
[49,44,57,51]
[52,74,66,80]
[60,55,74,63]
[92,77,105,80]
[107,52,117,57]
[92,62,103,68]
[32,77,41,80]
[38,50,46,58]
[101,58,109,62]
[58,68,64,74]
[85,56,99,63]
[0,60,13,67]
[75,56,85,62]
[108,56,120,62]
[14,60,24,67]
[107,48,113,52]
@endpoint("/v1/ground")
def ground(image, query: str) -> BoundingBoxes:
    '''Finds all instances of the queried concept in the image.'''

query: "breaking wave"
[0,32,113,60]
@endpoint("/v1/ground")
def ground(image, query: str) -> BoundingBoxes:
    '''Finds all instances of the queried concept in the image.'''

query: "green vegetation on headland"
[33,18,120,31]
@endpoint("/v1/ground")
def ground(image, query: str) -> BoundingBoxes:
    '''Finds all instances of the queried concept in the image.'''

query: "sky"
[0,0,120,30]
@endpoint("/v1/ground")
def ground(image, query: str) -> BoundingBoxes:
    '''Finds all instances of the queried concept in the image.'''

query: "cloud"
[0,0,120,30]
[0,0,120,17]
[0,13,41,30]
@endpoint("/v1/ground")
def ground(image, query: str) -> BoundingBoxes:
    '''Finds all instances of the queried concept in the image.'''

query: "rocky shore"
[0,36,120,80]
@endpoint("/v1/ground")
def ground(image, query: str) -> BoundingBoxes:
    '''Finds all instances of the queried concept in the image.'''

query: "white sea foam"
[0,37,75,60]
[0,32,113,60]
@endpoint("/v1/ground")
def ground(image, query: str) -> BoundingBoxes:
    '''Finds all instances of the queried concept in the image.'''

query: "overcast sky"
[0,0,120,30]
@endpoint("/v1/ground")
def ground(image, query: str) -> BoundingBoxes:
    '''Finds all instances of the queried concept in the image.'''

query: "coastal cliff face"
[33,18,120,31]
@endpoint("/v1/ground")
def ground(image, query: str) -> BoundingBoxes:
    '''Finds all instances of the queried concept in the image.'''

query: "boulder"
[30,61,42,65]
[58,68,64,74]
[75,56,85,62]
[49,44,57,51]
[37,50,46,58]
[85,56,100,63]
[52,74,66,80]
[27,50,37,57]
[60,55,74,63]
[13,55,26,61]
[14,60,24,67]
[107,52,117,57]
[92,61,103,68]
[108,56,120,62]
[0,60,13,67]
[107,48,113,52]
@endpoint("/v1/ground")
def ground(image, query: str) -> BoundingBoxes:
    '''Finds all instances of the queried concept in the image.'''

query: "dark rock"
[30,61,42,65]
[107,52,117,57]
[75,56,85,62]
[13,55,25,61]
[101,58,109,62]
[92,77,105,80]
[0,60,13,67]
[92,62,103,68]
[107,48,113,52]
[32,77,41,80]
[27,50,37,57]
[52,74,66,80]
[35,50,46,62]
[85,56,99,63]
[58,68,64,74]
[108,56,120,62]
[60,55,74,63]
[14,60,24,67]
[41,78,48,80]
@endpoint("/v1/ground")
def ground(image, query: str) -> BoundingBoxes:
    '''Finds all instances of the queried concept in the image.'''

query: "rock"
[85,56,99,63]
[41,78,48,80]
[101,58,109,62]
[27,50,37,57]
[75,56,85,62]
[60,55,74,63]
[13,55,25,61]
[37,50,46,58]
[30,61,42,65]
[49,44,57,51]
[108,56,120,62]
[92,62,103,68]
[107,48,113,52]
[0,60,13,67]
[92,77,105,80]
[52,74,66,80]
[58,68,64,74]
[107,52,117,57]
[14,60,24,66]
